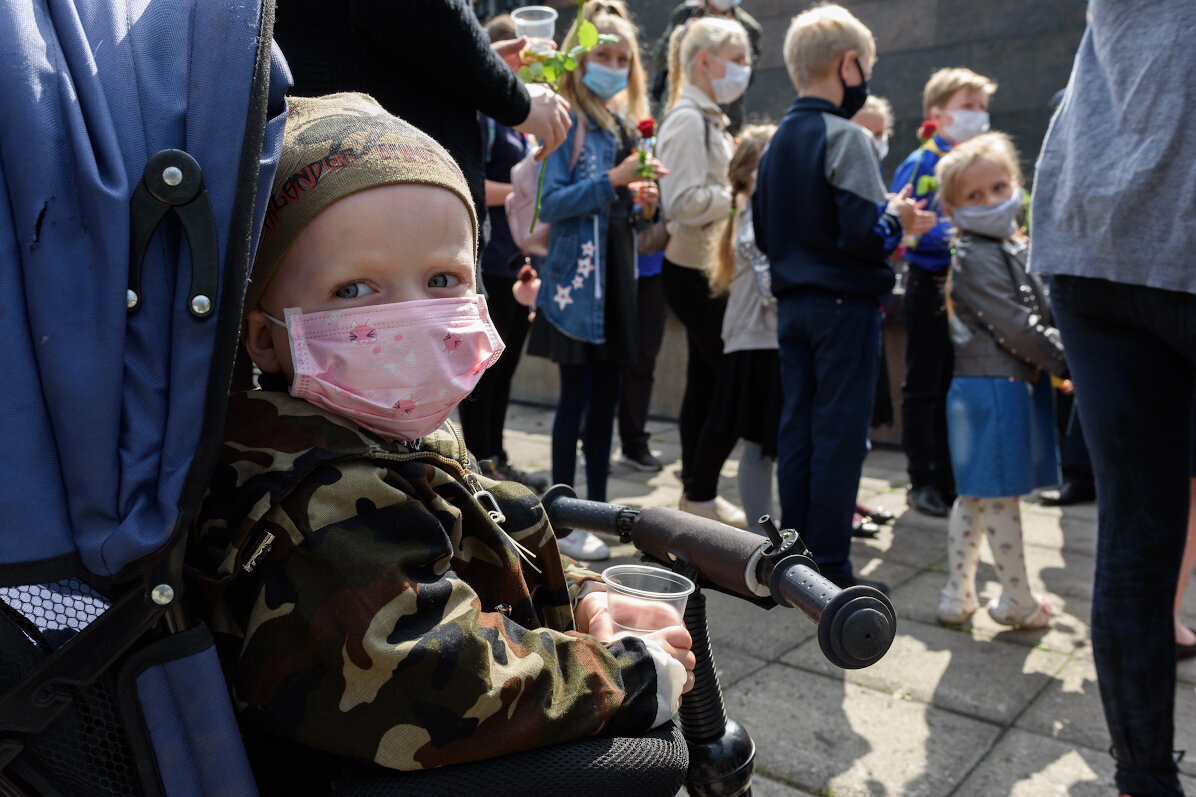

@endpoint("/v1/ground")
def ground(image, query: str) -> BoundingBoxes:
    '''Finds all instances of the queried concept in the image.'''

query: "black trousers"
[661,260,727,482]
[900,264,955,495]
[458,272,530,461]
[618,273,667,456]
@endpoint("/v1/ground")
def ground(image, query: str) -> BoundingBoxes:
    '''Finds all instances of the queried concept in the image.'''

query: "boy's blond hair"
[934,131,1022,207]
[922,67,997,118]
[782,3,875,93]
[861,95,893,137]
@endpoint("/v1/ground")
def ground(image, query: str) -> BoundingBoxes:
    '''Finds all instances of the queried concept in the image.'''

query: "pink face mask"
[265,296,505,441]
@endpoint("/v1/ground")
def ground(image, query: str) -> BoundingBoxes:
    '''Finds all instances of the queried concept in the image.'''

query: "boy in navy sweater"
[753,3,933,590]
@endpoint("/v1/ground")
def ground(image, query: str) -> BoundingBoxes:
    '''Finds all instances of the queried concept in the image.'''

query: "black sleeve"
[349,0,531,127]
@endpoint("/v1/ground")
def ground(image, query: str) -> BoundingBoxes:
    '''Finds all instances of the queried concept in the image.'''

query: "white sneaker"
[678,495,748,530]
[556,529,611,561]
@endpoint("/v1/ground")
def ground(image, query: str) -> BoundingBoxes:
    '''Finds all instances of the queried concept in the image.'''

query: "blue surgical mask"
[950,193,1023,239]
[582,61,629,102]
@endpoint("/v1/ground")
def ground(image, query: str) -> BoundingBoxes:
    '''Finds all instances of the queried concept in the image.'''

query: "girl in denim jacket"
[526,0,665,560]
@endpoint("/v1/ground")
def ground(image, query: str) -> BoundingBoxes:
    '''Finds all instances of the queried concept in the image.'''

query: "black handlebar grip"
[770,558,896,669]
[630,506,767,599]
[541,486,625,537]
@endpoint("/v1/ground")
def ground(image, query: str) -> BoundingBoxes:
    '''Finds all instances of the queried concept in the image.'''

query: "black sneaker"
[618,449,663,472]
[495,459,548,492]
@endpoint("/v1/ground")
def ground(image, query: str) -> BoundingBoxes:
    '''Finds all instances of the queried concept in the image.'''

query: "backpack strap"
[659,97,712,155]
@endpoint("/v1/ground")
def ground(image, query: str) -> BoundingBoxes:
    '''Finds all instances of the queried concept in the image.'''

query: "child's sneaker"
[936,592,979,625]
[555,530,611,561]
[987,593,1052,629]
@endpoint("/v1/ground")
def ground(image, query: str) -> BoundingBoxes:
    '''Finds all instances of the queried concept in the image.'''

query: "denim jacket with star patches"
[534,111,620,344]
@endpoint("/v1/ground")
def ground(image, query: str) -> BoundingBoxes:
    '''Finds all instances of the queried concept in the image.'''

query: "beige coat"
[656,84,734,270]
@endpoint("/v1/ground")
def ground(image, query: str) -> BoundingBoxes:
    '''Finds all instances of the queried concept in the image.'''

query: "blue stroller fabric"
[0,1,287,795]
[0,0,287,581]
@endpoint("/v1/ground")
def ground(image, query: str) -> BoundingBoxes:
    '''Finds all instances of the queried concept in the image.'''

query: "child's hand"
[642,626,696,694]
[609,152,668,188]
[1059,378,1075,395]
[574,589,612,640]
[888,184,936,237]
[512,263,540,308]
[629,180,660,220]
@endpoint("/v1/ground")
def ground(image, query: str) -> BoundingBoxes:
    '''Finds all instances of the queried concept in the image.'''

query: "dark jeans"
[458,273,530,460]
[901,264,955,496]
[1050,274,1196,797]
[553,361,623,503]
[776,292,882,585]
[662,260,727,482]
[618,273,667,456]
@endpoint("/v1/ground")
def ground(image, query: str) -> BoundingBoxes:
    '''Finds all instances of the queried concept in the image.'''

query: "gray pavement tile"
[952,728,1120,796]
[1020,503,1100,559]
[722,663,1001,797]
[886,570,1090,655]
[1016,656,1196,778]
[847,522,946,572]
[703,586,819,662]
[781,617,1069,725]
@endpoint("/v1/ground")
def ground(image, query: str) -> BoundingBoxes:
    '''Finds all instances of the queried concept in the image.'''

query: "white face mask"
[950,193,1023,239]
[708,0,738,11]
[941,109,990,143]
[873,134,889,162]
[710,59,751,105]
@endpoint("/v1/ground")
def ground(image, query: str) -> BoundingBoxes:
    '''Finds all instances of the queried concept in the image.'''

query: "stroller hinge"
[128,149,220,319]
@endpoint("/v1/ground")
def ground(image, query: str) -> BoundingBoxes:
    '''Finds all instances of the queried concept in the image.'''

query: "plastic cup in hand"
[512,5,558,60]
[602,565,695,637]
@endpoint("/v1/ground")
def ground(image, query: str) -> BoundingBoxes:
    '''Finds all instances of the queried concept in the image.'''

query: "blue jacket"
[752,97,901,300]
[535,112,619,343]
[890,134,953,271]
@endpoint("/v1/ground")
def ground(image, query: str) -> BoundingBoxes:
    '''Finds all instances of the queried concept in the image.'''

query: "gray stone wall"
[547,0,1087,181]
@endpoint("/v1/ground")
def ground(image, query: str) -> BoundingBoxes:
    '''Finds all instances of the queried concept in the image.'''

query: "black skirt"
[705,348,782,458]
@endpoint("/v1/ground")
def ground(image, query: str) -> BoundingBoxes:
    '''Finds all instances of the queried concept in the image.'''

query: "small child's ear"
[244,308,283,374]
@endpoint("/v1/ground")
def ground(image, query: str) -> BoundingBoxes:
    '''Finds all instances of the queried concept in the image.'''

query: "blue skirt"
[947,373,1060,498]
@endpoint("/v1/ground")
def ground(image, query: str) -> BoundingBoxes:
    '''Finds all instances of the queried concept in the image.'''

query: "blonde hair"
[711,124,776,296]
[559,1,648,135]
[934,131,1022,208]
[860,95,893,137]
[782,3,875,93]
[666,16,750,109]
[922,67,997,118]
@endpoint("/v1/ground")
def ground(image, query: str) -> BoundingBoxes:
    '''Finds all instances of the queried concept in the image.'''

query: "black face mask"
[839,55,870,116]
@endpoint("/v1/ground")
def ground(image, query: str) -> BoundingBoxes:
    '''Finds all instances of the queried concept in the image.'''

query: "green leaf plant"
[514,0,620,233]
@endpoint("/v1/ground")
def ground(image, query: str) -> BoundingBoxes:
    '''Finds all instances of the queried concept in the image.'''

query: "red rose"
[917,120,938,142]
[637,118,656,139]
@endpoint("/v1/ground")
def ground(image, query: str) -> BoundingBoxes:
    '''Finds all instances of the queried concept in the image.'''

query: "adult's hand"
[515,83,572,160]
[492,36,529,70]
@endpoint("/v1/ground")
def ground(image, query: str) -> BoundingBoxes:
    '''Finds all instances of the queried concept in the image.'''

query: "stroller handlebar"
[541,488,895,669]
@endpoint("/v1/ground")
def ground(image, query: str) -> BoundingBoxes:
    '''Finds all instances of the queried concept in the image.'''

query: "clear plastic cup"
[511,5,559,42]
[602,565,695,636]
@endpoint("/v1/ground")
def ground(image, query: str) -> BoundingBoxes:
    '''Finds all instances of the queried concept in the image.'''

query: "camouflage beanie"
[246,92,477,316]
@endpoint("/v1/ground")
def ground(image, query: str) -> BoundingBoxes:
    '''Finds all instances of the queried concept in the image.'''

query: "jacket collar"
[680,83,727,123]
[787,95,848,118]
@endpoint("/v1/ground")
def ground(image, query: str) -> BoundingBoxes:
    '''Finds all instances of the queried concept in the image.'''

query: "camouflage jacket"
[187,390,660,772]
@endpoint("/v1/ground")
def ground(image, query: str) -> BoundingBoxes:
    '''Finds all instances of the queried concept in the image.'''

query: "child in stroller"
[186,92,694,782]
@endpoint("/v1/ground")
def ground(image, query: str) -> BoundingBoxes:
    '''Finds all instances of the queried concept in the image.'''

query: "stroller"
[0,2,896,795]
